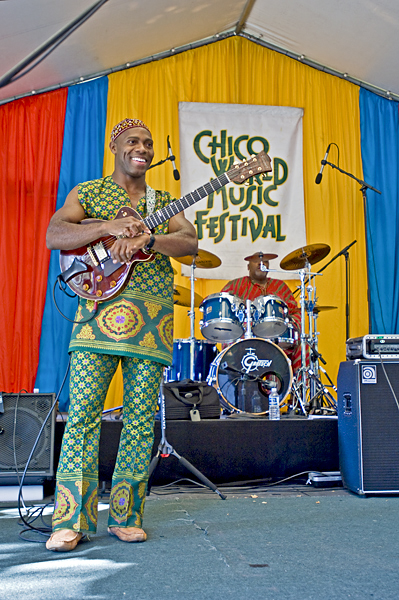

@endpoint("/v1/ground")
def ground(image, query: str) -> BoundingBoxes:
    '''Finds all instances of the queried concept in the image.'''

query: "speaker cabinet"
[0,393,56,485]
[337,360,399,495]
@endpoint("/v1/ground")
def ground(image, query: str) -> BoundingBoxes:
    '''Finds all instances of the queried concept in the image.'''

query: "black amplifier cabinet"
[337,360,399,495]
[0,393,56,485]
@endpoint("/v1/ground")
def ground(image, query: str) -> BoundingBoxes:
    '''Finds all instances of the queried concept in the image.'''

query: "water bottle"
[268,387,280,420]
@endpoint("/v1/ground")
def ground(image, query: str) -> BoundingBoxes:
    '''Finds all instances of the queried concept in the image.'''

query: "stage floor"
[55,415,339,485]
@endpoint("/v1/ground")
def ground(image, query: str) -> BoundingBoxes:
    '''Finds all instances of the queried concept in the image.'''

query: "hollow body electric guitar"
[59,151,272,301]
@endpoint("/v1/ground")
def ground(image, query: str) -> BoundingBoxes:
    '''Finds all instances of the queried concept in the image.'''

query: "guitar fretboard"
[144,172,230,229]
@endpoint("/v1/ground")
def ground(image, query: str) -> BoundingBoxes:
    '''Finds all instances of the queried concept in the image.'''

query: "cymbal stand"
[291,266,322,414]
[188,258,197,381]
[147,382,226,499]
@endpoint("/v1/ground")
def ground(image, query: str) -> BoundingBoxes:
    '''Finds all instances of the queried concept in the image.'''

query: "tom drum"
[200,292,245,344]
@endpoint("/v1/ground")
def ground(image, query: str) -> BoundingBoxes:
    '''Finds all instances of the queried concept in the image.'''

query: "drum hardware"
[175,249,221,380]
[281,246,330,415]
[147,381,226,499]
[244,299,253,339]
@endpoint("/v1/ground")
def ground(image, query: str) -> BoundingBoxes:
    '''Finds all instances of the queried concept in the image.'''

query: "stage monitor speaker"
[337,360,399,495]
[0,393,56,485]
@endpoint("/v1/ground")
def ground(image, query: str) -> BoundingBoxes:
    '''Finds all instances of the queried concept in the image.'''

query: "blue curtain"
[35,77,109,410]
[359,88,399,333]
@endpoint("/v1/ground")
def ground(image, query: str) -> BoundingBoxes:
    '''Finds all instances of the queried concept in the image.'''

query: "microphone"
[315,144,331,184]
[167,135,180,181]
[258,252,268,272]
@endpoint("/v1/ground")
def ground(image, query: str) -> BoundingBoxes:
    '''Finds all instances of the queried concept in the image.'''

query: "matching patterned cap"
[110,118,151,142]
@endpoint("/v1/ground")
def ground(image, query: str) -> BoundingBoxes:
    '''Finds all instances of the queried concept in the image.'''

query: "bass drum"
[214,338,292,415]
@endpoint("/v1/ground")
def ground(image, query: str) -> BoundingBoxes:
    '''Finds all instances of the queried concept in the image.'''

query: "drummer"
[221,251,302,373]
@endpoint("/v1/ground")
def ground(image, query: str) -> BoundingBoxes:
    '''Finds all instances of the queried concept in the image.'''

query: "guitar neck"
[143,172,230,230]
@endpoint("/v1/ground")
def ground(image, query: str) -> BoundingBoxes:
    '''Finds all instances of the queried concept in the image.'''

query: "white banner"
[178,102,306,280]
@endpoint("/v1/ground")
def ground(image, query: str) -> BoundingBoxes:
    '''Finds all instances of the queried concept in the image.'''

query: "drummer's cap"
[244,252,278,262]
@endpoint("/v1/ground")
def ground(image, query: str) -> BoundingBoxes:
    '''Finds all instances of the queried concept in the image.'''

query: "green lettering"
[263,185,278,207]
[247,136,269,156]
[207,216,219,238]
[214,212,229,243]
[240,185,256,212]
[229,186,245,206]
[274,157,288,186]
[241,217,248,236]
[210,155,234,178]
[262,215,276,239]
[209,130,227,157]
[194,210,209,240]
[276,215,286,241]
[193,130,211,164]
[249,205,264,241]
[229,214,241,240]
[233,135,249,161]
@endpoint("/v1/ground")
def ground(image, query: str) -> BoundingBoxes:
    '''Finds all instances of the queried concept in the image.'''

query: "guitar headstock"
[227,151,272,184]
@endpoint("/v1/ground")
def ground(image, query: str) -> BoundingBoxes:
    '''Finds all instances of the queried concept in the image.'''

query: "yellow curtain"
[103,36,367,409]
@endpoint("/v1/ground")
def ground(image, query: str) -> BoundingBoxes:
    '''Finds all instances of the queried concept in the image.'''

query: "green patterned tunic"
[68,176,174,366]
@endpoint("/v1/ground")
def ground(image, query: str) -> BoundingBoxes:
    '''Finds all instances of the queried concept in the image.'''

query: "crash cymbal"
[173,285,203,307]
[175,249,222,269]
[312,305,338,313]
[280,244,331,270]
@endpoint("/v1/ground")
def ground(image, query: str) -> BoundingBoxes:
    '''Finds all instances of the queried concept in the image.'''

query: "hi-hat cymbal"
[312,305,338,313]
[280,244,331,270]
[175,249,222,269]
[173,285,203,307]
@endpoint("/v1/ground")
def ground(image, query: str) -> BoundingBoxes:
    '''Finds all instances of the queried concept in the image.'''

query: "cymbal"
[175,249,222,269]
[312,305,338,313]
[280,244,331,270]
[173,285,203,307]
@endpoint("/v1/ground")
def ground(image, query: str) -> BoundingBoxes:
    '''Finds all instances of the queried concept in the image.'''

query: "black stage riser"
[55,419,338,485]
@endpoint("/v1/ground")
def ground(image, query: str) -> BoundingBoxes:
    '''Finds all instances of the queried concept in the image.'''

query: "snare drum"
[164,339,218,383]
[200,292,245,343]
[273,321,299,350]
[252,295,289,338]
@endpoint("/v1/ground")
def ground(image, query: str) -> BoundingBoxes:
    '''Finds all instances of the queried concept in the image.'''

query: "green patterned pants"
[52,350,163,533]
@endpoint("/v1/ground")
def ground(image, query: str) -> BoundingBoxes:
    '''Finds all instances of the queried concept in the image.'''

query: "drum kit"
[166,243,338,417]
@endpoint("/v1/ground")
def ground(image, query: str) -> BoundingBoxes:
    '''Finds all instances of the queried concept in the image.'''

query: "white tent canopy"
[1,0,398,104]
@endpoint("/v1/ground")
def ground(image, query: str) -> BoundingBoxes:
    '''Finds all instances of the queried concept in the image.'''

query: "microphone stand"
[294,240,357,339]
[323,160,381,333]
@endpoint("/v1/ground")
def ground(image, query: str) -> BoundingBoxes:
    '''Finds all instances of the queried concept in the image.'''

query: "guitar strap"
[145,184,156,216]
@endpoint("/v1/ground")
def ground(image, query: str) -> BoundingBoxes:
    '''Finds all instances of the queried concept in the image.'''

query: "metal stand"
[147,383,227,499]
[322,160,381,332]
[188,258,196,381]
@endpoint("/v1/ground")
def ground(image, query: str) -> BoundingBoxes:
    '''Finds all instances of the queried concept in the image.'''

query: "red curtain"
[0,90,67,392]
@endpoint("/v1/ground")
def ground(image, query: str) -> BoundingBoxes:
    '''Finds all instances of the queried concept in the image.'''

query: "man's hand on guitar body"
[111,233,152,264]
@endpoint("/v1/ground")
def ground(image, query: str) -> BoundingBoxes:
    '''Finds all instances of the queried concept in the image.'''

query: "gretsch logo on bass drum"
[241,348,272,372]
